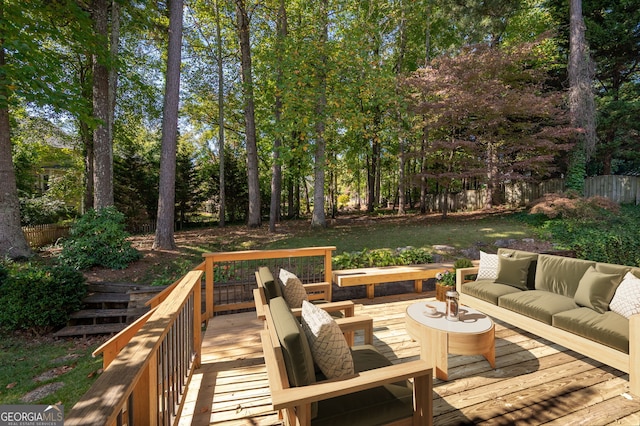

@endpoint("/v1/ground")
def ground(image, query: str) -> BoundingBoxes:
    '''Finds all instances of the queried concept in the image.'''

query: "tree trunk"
[567,0,596,193]
[92,0,114,209]
[215,0,225,227]
[398,138,406,214]
[235,0,261,228]
[153,0,183,250]
[269,0,287,233]
[311,0,328,228]
[0,31,31,259]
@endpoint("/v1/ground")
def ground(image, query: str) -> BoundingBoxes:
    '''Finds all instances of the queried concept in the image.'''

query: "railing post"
[194,278,202,369]
[132,352,158,425]
[205,256,214,320]
[324,247,334,302]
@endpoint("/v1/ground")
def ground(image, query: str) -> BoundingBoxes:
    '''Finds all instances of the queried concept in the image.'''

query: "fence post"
[205,257,214,320]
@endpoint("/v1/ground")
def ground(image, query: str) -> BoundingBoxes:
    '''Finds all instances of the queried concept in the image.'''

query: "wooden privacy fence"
[585,175,640,205]
[22,223,70,248]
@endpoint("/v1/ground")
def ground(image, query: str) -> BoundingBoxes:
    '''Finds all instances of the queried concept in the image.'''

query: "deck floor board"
[179,293,639,425]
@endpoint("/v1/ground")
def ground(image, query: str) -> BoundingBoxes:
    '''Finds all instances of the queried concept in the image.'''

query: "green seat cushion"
[495,256,532,291]
[498,291,578,324]
[534,254,595,297]
[258,266,281,300]
[461,280,522,305]
[313,346,413,426]
[270,297,316,388]
[552,308,629,353]
[573,266,623,313]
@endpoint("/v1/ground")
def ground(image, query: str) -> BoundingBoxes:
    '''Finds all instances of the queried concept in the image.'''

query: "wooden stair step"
[69,308,149,319]
[53,323,127,337]
[87,282,161,294]
[83,293,131,304]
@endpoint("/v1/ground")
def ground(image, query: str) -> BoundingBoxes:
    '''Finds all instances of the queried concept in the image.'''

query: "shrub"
[60,206,141,270]
[20,196,76,226]
[0,262,87,333]
[332,247,433,269]
[529,192,619,220]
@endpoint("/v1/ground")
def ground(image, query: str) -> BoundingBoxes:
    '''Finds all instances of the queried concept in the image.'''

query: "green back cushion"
[574,266,623,313]
[270,297,316,388]
[258,266,281,300]
[534,254,595,297]
[495,256,531,291]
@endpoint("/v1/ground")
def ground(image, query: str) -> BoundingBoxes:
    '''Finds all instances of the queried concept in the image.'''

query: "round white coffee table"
[405,300,495,380]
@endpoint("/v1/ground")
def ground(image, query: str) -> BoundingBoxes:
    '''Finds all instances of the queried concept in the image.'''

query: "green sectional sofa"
[455,248,640,396]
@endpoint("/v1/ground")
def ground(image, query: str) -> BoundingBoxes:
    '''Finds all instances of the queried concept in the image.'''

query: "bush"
[20,196,76,226]
[60,206,141,270]
[524,204,640,267]
[0,262,87,333]
[529,192,619,220]
[332,247,433,269]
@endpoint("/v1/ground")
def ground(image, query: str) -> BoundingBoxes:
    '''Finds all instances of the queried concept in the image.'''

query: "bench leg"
[414,279,422,293]
[366,284,375,299]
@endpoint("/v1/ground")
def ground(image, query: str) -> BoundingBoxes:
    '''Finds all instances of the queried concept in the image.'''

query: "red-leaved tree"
[404,41,575,216]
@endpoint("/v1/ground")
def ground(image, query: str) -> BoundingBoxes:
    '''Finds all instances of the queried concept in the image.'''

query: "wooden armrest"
[290,300,355,318]
[336,315,373,345]
[270,359,432,410]
[303,282,331,302]
[253,288,267,320]
[456,266,479,291]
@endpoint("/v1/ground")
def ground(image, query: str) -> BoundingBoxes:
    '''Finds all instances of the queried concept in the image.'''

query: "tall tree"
[0,7,30,258]
[153,0,184,250]
[235,0,261,227]
[92,0,114,208]
[269,0,287,233]
[214,0,226,227]
[566,0,596,192]
[310,0,329,228]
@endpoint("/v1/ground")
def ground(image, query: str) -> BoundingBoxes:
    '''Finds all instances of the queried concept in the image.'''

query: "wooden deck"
[179,293,640,426]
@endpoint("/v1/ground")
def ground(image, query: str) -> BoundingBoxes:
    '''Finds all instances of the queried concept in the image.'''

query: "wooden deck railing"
[65,246,336,425]
[65,270,203,425]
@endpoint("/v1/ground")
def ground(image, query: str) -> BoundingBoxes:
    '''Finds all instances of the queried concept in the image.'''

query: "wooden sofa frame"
[260,302,434,426]
[456,266,640,396]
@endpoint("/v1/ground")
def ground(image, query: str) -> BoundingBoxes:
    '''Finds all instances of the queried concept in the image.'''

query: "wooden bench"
[332,263,453,299]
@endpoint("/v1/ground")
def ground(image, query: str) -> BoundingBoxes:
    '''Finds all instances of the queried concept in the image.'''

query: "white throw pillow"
[476,251,499,281]
[301,300,354,379]
[609,272,640,319]
[279,268,308,308]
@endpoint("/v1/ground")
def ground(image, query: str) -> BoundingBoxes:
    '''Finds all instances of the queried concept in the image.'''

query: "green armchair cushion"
[258,266,281,300]
[313,345,413,426]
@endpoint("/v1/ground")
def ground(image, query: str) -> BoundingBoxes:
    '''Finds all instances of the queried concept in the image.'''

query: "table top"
[406,301,493,334]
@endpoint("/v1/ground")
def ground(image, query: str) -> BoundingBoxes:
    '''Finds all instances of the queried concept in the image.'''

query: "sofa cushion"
[498,290,578,324]
[534,254,595,298]
[258,266,281,300]
[609,271,640,319]
[552,308,629,353]
[495,256,531,291]
[497,249,538,289]
[314,346,413,426]
[476,251,499,280]
[279,268,309,308]
[573,266,622,314]
[461,280,522,305]
[270,297,316,388]
[301,300,354,379]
